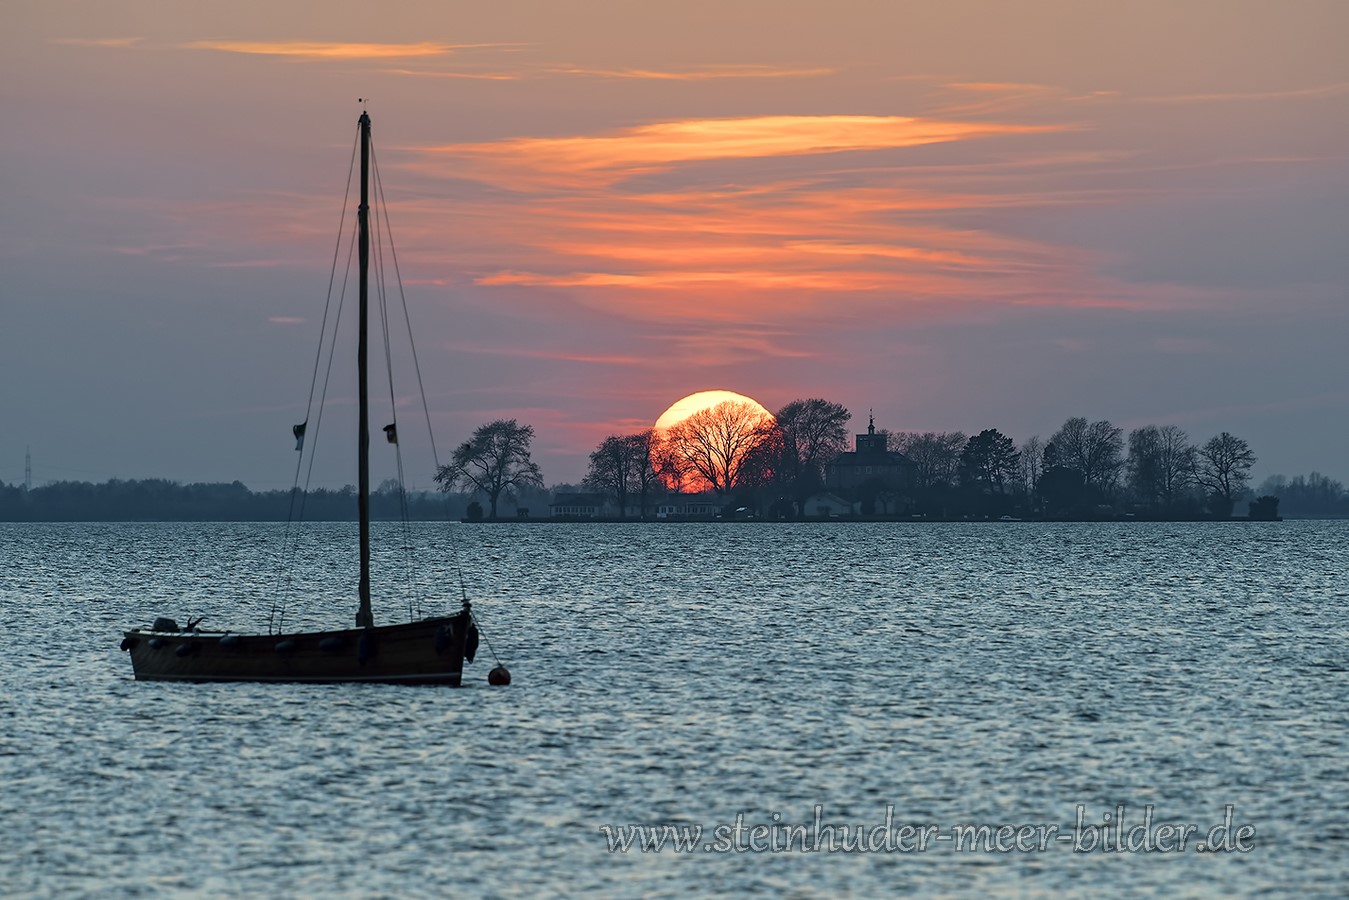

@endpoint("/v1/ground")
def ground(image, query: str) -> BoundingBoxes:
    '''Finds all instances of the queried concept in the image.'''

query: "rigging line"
[305,129,361,427]
[283,126,359,532]
[278,219,357,635]
[370,139,474,612]
[370,143,421,621]
[469,608,505,668]
[272,126,360,634]
[371,141,433,620]
[300,225,358,508]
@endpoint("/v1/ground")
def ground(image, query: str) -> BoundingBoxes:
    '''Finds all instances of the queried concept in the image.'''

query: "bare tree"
[662,400,775,495]
[892,431,967,489]
[1017,435,1044,496]
[775,398,851,514]
[583,430,662,518]
[1195,432,1256,515]
[583,435,635,517]
[1127,426,1164,506]
[434,419,544,519]
[1129,424,1200,508]
[1155,425,1196,507]
[1048,417,1124,494]
[651,437,693,493]
[624,429,662,519]
[737,424,786,513]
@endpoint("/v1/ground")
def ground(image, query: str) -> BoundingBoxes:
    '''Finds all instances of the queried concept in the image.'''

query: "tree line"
[0,478,476,522]
[430,403,847,519]
[1252,472,1349,518]
[434,405,1293,520]
[894,419,1273,519]
[889,419,1265,520]
[8,413,1343,521]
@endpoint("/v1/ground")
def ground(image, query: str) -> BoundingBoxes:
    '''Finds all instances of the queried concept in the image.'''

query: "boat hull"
[121,612,473,685]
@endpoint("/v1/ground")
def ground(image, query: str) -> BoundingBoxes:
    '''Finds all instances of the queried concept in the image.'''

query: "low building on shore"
[802,491,854,517]
[549,492,607,518]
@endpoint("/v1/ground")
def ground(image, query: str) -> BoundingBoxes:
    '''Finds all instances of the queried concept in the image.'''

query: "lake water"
[1,521,1345,897]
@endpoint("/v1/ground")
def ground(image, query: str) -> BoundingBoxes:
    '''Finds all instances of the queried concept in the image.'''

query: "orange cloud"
[414,114,1063,188]
[444,174,1094,311]
[191,106,1137,357]
[182,40,486,60]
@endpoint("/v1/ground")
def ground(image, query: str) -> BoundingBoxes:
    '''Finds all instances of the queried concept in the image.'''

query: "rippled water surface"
[2,521,1346,897]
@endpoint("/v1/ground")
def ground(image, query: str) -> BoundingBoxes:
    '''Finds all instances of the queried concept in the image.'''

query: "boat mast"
[355,110,374,629]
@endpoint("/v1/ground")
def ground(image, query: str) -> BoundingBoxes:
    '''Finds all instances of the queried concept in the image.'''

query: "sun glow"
[654,390,773,432]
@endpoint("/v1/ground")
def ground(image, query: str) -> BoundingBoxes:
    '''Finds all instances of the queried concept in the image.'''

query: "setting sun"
[654,390,774,432]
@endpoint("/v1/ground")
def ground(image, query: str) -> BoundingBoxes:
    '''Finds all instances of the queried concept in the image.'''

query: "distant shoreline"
[4,515,1336,524]
[465,515,1289,524]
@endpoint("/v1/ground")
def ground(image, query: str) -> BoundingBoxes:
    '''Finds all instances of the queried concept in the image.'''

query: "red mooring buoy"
[488,665,511,686]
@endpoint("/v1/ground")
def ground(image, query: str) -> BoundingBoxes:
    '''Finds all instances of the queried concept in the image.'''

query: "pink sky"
[3,1,1347,488]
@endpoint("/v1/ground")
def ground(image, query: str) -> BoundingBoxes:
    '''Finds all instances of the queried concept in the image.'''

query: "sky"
[3,1,1347,490]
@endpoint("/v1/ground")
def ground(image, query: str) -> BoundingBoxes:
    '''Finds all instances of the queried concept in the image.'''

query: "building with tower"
[823,412,917,513]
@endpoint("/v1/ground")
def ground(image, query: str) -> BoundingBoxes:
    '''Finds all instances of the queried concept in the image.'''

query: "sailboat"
[120,110,507,686]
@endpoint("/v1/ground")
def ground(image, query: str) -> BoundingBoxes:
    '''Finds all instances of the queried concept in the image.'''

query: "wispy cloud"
[428,168,1105,316]
[663,329,819,363]
[546,64,834,81]
[382,61,829,84]
[181,40,501,60]
[110,241,196,262]
[207,259,296,268]
[917,80,1121,118]
[450,345,650,366]
[945,82,1054,93]
[367,111,1132,344]
[382,68,522,81]
[54,37,143,48]
[1137,82,1349,104]
[416,114,1063,189]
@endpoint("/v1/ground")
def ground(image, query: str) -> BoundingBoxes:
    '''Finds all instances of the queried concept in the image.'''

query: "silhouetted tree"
[624,430,662,519]
[1048,417,1124,496]
[584,435,635,517]
[435,419,544,519]
[1038,464,1087,517]
[736,425,786,515]
[663,400,775,495]
[893,431,967,489]
[960,429,1020,494]
[1195,432,1256,517]
[775,398,851,515]
[1016,435,1044,498]
[1128,424,1196,510]
[651,437,693,493]
[1154,425,1197,508]
[1248,496,1280,520]
[584,430,662,518]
